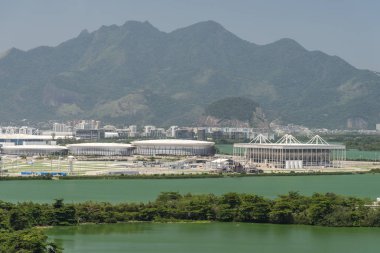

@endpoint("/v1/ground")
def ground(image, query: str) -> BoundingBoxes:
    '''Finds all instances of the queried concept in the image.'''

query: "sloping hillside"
[0,20,379,128]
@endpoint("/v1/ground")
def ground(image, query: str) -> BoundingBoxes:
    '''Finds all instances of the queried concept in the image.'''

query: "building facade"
[233,134,346,169]
[131,139,215,156]
[67,143,135,156]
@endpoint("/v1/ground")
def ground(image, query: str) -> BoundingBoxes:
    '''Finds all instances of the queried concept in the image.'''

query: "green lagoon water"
[47,222,380,253]
[1,174,380,203]
[2,175,380,252]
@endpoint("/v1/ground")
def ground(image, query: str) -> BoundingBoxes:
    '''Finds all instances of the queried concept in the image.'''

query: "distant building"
[129,125,138,137]
[197,129,206,141]
[211,130,223,140]
[75,129,105,141]
[19,126,36,135]
[150,128,166,138]
[53,123,72,133]
[103,125,117,132]
[175,128,195,139]
[75,120,101,130]
[168,126,178,138]
[0,126,38,135]
[143,125,156,137]
[104,132,119,138]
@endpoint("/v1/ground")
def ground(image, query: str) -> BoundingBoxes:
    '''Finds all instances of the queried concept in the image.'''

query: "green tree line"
[322,134,380,151]
[1,192,380,252]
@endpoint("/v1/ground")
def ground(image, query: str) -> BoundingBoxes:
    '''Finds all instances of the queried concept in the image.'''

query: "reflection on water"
[50,222,152,236]
[47,223,380,253]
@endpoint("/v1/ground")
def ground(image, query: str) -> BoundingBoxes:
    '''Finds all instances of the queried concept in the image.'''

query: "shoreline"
[1,169,380,181]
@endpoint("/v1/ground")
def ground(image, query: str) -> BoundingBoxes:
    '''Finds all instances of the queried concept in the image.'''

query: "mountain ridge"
[0,20,379,129]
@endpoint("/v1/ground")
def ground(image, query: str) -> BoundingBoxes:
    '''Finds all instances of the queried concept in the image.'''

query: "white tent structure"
[233,134,345,169]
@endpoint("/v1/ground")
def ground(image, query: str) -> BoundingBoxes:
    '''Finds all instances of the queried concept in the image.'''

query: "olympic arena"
[131,139,215,156]
[67,143,135,156]
[233,134,346,169]
[0,145,68,156]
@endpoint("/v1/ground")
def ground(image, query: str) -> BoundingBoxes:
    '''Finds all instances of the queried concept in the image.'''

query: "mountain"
[205,97,259,122]
[0,20,379,129]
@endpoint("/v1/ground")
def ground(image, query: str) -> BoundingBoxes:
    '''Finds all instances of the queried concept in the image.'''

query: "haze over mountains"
[0,20,379,129]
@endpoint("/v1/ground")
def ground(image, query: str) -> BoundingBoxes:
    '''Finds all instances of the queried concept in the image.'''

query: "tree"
[269,201,294,224]
[0,229,62,253]
[52,199,77,225]
[220,193,241,208]
[9,209,30,231]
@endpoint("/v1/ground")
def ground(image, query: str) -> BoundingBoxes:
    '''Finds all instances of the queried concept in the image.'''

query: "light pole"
[0,156,3,176]
[58,156,62,171]
[68,156,74,175]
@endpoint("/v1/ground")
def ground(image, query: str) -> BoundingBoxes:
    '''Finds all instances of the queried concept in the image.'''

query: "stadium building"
[0,134,66,156]
[67,143,135,156]
[131,139,215,156]
[0,145,68,156]
[233,134,346,169]
[0,134,53,146]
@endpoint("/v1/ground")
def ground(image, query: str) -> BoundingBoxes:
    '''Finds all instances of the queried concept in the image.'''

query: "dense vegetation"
[344,136,380,151]
[1,192,378,228]
[0,199,65,252]
[205,97,259,122]
[1,192,380,252]
[323,134,380,151]
[0,229,61,253]
[1,21,380,127]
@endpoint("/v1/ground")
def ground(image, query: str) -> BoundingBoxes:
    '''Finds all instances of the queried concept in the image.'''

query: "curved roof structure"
[1,145,68,156]
[131,139,214,146]
[67,143,135,156]
[0,134,52,140]
[1,145,67,150]
[67,143,134,148]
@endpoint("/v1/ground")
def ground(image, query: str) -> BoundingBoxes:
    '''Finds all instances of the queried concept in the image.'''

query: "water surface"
[1,174,380,203]
[47,222,380,253]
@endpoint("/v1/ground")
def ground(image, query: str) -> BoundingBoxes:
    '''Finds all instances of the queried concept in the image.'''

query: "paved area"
[1,156,379,176]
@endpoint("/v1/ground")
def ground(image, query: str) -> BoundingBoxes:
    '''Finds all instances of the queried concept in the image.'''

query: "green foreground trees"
[0,229,61,253]
[1,192,380,252]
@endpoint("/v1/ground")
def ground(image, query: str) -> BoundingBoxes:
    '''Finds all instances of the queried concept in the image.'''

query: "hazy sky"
[1,0,379,71]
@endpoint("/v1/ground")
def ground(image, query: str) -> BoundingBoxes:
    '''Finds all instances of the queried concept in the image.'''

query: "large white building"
[233,134,346,169]
[0,134,53,146]
[1,145,68,156]
[52,123,72,133]
[67,143,135,156]
[0,134,66,156]
[128,125,138,137]
[131,139,215,156]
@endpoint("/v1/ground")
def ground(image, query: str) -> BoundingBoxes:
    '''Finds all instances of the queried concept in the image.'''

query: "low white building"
[131,139,215,156]
[0,134,53,146]
[1,145,68,156]
[67,143,135,156]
